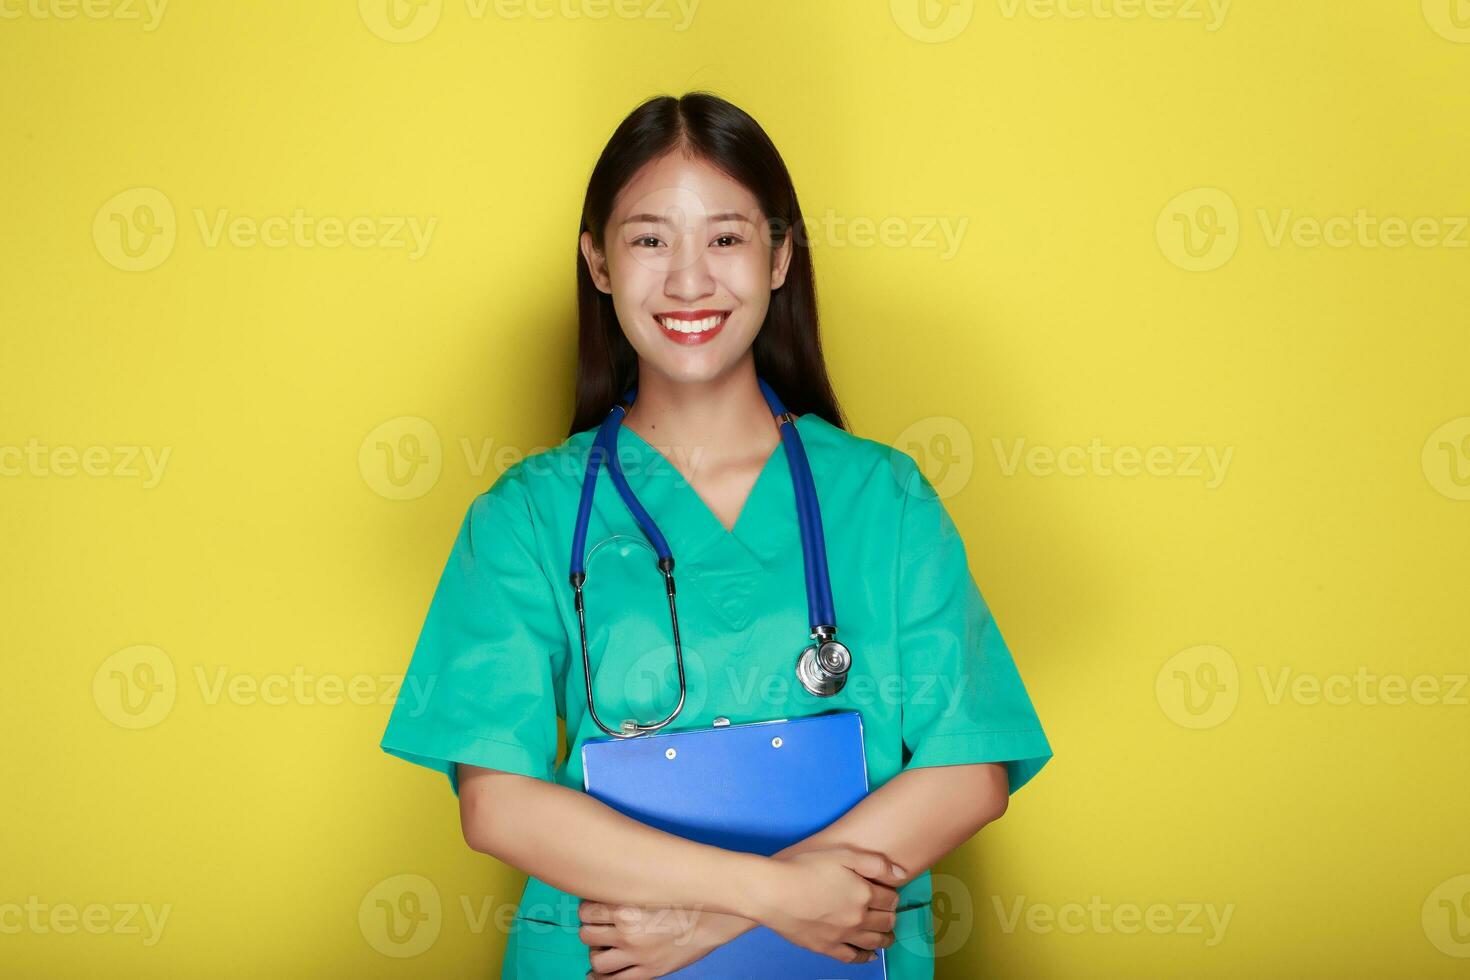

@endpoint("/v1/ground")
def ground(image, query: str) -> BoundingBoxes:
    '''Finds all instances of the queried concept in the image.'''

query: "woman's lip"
[655,312,728,345]
[657,309,728,320]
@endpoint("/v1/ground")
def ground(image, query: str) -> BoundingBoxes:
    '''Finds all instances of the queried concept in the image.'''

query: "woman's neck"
[621,364,781,475]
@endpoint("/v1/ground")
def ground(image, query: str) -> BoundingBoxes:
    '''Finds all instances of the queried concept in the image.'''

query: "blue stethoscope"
[570,376,852,739]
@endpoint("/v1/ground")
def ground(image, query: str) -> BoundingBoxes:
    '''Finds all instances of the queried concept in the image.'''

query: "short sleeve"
[379,467,568,796]
[894,458,1053,795]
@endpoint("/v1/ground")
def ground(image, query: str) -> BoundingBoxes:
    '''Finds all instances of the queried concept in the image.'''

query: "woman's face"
[580,150,792,385]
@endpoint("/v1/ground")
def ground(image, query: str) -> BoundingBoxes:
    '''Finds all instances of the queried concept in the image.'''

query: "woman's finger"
[845,928,895,951]
[588,942,637,974]
[578,922,622,947]
[865,882,900,911]
[861,908,897,933]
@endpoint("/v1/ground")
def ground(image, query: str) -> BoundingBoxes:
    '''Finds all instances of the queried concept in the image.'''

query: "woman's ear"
[769,225,794,291]
[580,230,612,294]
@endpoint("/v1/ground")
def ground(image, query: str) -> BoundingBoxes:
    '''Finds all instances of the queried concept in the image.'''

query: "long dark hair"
[567,91,847,438]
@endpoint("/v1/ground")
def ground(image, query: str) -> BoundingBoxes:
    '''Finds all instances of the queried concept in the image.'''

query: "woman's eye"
[631,234,741,249]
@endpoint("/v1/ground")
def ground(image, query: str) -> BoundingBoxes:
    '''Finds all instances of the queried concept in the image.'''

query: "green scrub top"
[380,412,1053,979]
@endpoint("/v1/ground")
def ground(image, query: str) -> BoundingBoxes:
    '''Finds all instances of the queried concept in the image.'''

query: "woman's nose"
[662,243,716,298]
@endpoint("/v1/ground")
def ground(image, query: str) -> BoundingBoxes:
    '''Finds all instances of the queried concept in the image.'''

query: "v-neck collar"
[602,414,815,630]
[612,413,803,560]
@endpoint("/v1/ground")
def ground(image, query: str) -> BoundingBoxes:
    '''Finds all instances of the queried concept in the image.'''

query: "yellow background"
[3,1,1468,976]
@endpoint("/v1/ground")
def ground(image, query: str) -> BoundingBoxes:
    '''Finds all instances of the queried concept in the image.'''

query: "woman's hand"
[579,899,749,979]
[578,845,903,974]
[750,845,904,964]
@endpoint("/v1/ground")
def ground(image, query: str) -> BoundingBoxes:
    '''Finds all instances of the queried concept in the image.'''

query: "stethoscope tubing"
[569,377,840,738]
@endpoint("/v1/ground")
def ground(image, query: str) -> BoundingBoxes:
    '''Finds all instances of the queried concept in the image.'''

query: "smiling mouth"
[655,312,730,335]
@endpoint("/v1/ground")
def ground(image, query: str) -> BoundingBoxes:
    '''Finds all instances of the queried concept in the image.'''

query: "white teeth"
[657,314,726,334]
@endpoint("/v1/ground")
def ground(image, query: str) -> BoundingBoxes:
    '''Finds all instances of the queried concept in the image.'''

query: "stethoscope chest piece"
[796,627,851,698]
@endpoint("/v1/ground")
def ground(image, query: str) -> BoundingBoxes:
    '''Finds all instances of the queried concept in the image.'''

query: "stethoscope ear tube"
[572,416,688,739]
[569,377,850,740]
[775,402,835,628]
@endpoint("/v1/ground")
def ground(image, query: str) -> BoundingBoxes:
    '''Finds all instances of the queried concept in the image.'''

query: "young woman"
[380,91,1053,979]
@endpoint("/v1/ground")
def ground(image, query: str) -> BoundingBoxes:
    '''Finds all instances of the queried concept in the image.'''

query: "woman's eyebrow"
[620,211,757,226]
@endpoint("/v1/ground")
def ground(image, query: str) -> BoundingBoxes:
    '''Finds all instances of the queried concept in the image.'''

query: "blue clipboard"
[582,710,887,979]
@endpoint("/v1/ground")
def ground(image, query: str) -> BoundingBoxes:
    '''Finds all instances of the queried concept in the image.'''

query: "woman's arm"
[787,761,1011,870]
[458,764,766,915]
[457,763,906,958]
[581,761,1010,955]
